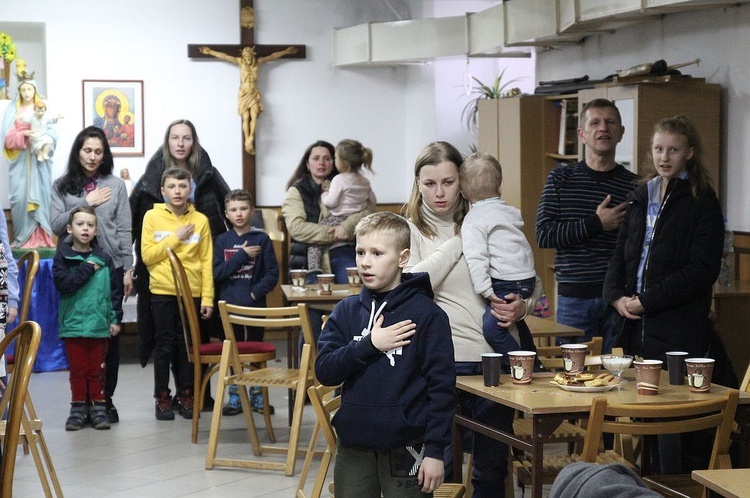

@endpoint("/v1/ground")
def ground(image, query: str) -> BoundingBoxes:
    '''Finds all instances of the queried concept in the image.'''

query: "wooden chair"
[166,248,277,443]
[512,335,605,465]
[16,250,40,324]
[0,321,42,498]
[515,390,740,490]
[296,383,466,498]
[2,251,61,497]
[296,383,340,498]
[206,302,316,476]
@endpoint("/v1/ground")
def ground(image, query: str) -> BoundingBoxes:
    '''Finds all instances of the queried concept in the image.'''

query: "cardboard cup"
[346,267,361,287]
[481,353,503,387]
[316,273,335,295]
[560,344,588,374]
[666,351,689,385]
[634,359,663,395]
[685,358,715,393]
[290,269,307,287]
[508,351,536,384]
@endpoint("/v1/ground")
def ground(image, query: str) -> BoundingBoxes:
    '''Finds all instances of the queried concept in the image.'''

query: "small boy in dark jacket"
[316,212,456,497]
[213,189,279,415]
[53,206,122,431]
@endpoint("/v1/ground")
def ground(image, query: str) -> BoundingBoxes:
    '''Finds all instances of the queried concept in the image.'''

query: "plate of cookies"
[550,372,620,392]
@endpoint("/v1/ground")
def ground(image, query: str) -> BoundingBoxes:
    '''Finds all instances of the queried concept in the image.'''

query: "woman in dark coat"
[604,116,724,474]
[130,119,230,367]
[604,115,723,361]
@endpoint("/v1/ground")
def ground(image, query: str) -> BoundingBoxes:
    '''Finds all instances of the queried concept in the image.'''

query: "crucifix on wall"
[188,0,306,199]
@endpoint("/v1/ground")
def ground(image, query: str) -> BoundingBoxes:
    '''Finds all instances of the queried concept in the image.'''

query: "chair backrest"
[740,364,750,394]
[0,321,42,497]
[166,248,203,364]
[17,250,40,323]
[537,336,604,371]
[218,300,314,376]
[581,390,740,470]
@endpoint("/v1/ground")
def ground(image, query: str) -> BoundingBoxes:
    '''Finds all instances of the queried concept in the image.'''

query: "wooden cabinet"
[477,80,722,314]
[477,96,557,311]
[713,280,750,382]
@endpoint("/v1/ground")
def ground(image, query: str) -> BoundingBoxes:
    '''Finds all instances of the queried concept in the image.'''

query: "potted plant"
[461,69,521,135]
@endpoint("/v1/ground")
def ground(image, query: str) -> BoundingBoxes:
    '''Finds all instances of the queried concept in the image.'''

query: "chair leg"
[23,394,64,497]
[296,419,322,497]
[261,385,275,443]
[284,376,311,476]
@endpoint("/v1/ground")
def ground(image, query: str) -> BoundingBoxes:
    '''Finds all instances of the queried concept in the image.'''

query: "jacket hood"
[550,462,661,498]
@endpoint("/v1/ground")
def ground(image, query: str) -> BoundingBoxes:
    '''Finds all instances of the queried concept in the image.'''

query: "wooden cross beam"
[188,0,306,200]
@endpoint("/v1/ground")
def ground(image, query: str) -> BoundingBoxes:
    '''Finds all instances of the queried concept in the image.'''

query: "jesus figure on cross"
[199,44,297,155]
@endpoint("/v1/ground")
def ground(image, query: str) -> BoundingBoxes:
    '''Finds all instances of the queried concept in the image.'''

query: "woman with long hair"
[51,126,132,424]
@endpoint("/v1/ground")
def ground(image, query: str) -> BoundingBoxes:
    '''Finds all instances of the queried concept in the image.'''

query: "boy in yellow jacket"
[141,167,213,420]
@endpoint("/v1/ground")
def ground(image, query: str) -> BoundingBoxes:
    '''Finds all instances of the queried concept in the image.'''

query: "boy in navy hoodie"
[213,189,279,415]
[316,212,456,497]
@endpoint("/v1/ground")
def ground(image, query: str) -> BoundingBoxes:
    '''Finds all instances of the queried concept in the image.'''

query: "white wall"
[535,5,750,231]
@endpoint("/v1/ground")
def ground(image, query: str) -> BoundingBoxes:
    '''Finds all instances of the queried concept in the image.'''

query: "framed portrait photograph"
[82,79,144,156]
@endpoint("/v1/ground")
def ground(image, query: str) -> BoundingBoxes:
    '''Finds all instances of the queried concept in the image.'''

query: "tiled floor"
[9,339,548,497]
[10,341,322,497]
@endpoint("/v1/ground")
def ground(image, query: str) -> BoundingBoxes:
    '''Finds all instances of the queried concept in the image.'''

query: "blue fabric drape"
[8,258,69,372]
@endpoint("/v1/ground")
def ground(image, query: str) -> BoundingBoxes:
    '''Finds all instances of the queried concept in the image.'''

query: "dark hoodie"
[550,462,661,498]
[315,272,456,460]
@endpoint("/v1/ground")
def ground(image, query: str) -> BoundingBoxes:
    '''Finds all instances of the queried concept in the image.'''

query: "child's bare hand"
[418,456,444,493]
[110,324,121,336]
[241,242,261,258]
[175,223,195,241]
[200,306,213,319]
[332,225,347,242]
[369,315,415,352]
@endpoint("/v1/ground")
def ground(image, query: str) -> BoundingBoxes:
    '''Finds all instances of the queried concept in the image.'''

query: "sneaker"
[65,402,88,431]
[175,390,194,419]
[106,398,119,424]
[250,387,275,415]
[155,392,175,421]
[90,402,111,430]
[222,392,242,416]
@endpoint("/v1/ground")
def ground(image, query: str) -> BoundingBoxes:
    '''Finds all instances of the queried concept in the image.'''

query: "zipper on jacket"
[637,179,676,352]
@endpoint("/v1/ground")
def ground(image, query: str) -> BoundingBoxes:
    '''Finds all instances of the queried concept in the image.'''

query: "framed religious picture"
[82,79,144,156]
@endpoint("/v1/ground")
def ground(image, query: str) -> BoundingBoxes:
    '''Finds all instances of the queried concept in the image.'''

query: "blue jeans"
[329,244,356,284]
[444,362,515,497]
[555,295,614,354]
[482,277,535,363]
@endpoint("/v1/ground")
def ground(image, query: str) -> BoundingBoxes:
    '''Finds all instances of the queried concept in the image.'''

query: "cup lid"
[481,353,503,357]
[685,358,715,363]
[508,351,536,356]
[317,273,335,278]
[560,344,588,350]
[634,359,663,365]
[666,351,689,355]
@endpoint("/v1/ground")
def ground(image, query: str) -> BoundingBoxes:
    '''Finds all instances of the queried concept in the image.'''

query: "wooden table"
[525,315,584,345]
[692,468,750,498]
[454,370,747,498]
[281,283,360,303]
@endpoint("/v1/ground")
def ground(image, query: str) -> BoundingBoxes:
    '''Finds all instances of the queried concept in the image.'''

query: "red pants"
[64,337,109,402]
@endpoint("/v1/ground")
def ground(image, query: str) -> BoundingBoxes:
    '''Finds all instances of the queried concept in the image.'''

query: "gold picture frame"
[82,79,144,156]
